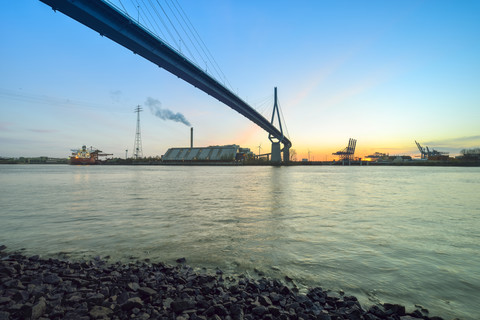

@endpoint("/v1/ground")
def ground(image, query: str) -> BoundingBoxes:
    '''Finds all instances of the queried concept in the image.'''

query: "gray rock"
[87,293,105,305]
[31,298,46,320]
[127,282,140,291]
[317,310,332,320]
[230,304,244,320]
[3,279,24,289]
[384,303,406,316]
[89,306,113,319]
[138,286,157,296]
[66,294,83,305]
[176,257,186,264]
[12,290,29,303]
[268,306,281,317]
[121,297,143,311]
[163,297,173,309]
[110,271,121,278]
[279,286,290,295]
[171,299,195,313]
[326,291,341,299]
[117,292,130,305]
[74,302,88,315]
[0,252,441,320]
[204,305,216,316]
[213,304,228,316]
[63,311,85,320]
[258,295,272,306]
[44,274,61,285]
[50,306,65,318]
[252,305,267,316]
[0,297,12,306]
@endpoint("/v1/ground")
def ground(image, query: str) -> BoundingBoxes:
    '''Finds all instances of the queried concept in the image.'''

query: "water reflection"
[0,165,479,320]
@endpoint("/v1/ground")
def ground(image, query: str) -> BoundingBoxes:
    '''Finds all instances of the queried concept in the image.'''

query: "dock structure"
[332,138,357,161]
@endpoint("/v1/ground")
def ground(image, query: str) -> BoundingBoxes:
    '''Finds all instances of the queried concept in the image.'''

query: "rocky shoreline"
[0,245,446,320]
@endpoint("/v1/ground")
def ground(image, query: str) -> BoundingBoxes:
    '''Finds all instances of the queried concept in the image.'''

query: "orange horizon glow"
[271,145,423,162]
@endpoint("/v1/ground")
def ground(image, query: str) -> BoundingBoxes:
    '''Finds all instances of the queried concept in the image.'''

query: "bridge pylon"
[268,87,289,164]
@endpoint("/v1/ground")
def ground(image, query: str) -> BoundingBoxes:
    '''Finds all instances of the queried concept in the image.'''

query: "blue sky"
[1,0,479,159]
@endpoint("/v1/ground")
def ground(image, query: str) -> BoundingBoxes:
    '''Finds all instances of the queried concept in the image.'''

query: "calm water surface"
[1,164,479,319]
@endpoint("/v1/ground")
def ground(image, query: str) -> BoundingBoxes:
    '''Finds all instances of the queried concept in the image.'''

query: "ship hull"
[69,145,111,165]
[69,157,97,165]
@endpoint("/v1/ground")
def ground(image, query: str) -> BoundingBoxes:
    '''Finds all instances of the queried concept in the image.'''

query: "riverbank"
[1,158,479,166]
[0,246,445,320]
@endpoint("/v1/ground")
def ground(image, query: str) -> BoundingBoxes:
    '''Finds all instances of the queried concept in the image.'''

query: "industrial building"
[458,148,480,161]
[162,145,253,163]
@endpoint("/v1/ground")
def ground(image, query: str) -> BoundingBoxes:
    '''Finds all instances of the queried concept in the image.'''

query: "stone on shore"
[31,298,46,319]
[0,248,446,320]
[89,306,113,319]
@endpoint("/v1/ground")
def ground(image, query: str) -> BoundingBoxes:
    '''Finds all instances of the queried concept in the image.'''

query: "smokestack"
[190,127,193,148]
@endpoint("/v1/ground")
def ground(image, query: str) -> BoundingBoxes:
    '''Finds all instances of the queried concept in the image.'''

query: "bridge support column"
[271,142,281,164]
[283,147,290,163]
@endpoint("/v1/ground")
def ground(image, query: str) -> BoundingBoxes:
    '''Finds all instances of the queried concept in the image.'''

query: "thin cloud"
[29,129,58,133]
[0,122,13,132]
[110,90,122,102]
[0,87,127,112]
[424,135,480,148]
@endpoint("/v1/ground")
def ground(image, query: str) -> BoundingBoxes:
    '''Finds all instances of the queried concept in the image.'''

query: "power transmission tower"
[133,105,143,159]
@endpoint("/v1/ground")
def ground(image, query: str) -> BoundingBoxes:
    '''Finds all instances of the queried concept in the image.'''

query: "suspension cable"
[162,0,207,71]
[153,0,199,66]
[168,0,222,85]
[171,0,234,91]
[138,0,167,40]
[277,99,290,140]
[148,0,183,51]
[117,0,129,17]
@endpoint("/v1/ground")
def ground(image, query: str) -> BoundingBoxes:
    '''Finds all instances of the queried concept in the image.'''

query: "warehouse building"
[162,145,253,162]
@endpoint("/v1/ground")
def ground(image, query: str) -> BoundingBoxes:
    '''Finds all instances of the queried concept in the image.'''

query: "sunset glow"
[1,1,479,159]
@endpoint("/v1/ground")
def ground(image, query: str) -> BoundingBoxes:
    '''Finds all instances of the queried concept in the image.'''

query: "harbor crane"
[415,140,449,160]
[333,138,357,161]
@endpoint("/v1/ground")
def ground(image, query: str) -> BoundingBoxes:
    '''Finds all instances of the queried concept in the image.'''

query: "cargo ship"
[69,145,112,165]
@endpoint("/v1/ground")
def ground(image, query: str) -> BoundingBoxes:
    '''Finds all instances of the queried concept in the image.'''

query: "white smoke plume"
[146,97,191,127]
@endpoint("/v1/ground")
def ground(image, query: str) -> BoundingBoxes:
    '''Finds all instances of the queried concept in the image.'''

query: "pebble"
[0,246,447,320]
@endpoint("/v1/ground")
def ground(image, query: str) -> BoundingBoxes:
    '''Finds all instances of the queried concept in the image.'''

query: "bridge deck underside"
[40,0,291,151]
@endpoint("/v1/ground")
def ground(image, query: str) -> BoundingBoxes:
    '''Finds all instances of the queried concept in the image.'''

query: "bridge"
[39,0,291,163]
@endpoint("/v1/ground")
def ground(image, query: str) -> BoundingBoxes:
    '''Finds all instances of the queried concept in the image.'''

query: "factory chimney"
[190,127,193,148]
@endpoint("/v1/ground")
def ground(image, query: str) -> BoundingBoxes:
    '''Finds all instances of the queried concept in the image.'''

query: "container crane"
[415,140,449,160]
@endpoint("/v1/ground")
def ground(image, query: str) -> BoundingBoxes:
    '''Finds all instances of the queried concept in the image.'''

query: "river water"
[0,164,479,319]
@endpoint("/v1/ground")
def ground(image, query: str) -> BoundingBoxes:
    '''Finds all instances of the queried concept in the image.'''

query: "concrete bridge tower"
[268,87,289,164]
